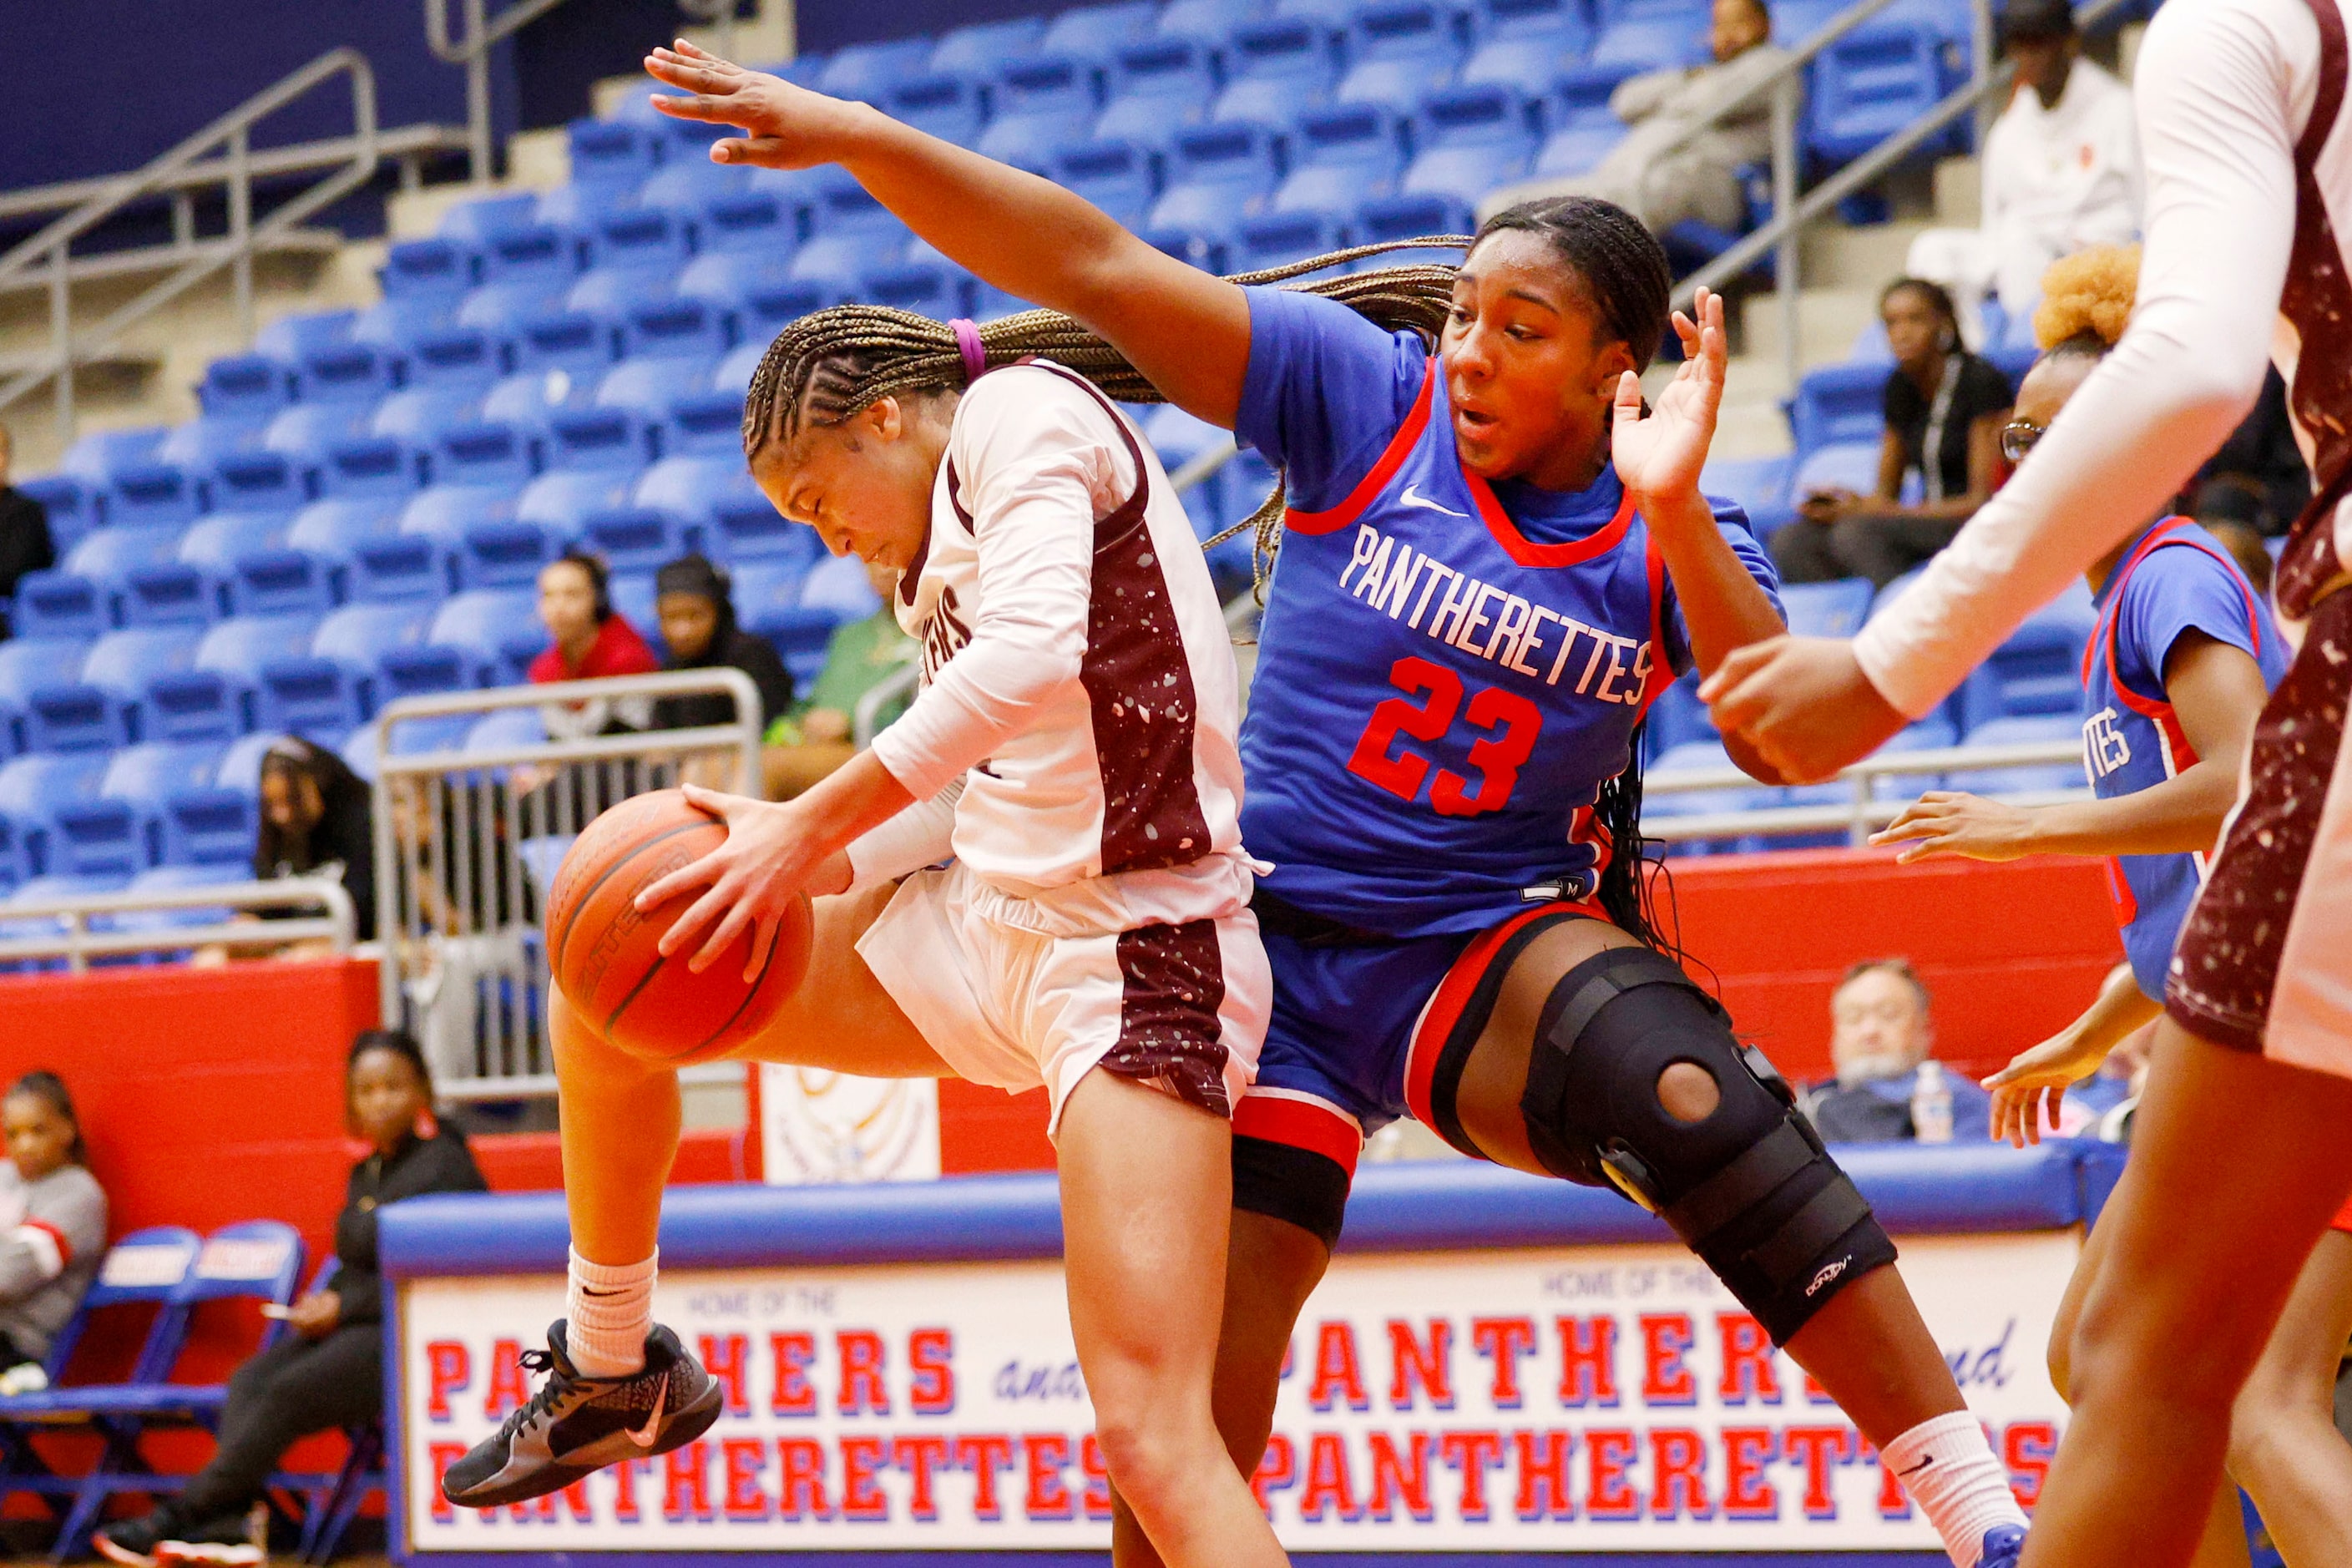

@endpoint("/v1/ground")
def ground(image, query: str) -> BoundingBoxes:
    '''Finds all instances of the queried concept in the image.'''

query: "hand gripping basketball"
[634,784,827,979]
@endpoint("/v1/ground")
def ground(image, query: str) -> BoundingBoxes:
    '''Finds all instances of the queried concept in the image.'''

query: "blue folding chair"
[265,1258,384,1566]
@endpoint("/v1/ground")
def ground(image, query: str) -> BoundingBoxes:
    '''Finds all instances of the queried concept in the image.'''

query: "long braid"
[740,197,1686,953]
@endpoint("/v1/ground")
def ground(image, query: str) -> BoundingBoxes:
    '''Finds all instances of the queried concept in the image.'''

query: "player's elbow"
[2121,308,2269,448]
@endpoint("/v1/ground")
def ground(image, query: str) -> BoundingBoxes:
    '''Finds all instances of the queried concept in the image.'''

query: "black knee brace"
[1519,946,1897,1344]
[1232,1134,1351,1252]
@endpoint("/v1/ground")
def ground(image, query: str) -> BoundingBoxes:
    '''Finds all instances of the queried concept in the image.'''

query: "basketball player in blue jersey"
[645,38,2030,1568]
[1873,247,2352,1565]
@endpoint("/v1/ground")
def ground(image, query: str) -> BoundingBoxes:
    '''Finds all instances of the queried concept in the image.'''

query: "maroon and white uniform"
[845,361,1266,1133]
[1854,0,2352,1078]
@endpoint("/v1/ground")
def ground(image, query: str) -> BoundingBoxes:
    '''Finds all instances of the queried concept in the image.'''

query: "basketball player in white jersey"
[1703,1,2352,1560]
[441,305,1288,1568]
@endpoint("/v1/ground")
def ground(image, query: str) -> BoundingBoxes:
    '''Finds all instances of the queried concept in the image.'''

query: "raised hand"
[643,38,865,170]
[1611,286,1727,508]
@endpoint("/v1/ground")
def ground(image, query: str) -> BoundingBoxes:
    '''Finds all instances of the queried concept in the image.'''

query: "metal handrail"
[0,878,357,971]
[424,0,579,184]
[1643,736,2086,845]
[0,48,381,441]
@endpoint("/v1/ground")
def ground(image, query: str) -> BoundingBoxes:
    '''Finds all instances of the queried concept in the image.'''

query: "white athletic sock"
[564,1248,655,1378]
[1881,1411,2029,1568]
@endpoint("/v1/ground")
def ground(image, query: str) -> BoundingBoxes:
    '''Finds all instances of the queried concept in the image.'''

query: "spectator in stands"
[761,559,918,800]
[1483,0,1788,237]
[650,554,795,736]
[1772,278,2014,589]
[1799,959,1990,1142]
[529,550,660,741]
[0,424,55,641]
[94,1031,485,1568]
[251,737,377,947]
[1903,0,2140,342]
[0,1071,104,1394]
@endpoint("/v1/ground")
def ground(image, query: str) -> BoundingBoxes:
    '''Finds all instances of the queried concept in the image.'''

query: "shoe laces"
[497,1346,580,1439]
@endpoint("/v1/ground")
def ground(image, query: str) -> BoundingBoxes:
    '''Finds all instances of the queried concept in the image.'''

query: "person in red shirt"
[528,550,660,702]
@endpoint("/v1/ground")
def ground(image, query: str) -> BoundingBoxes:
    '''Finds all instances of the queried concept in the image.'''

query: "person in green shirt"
[761,558,918,799]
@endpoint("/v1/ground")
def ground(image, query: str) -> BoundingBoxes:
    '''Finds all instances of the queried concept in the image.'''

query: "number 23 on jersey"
[1345,655,1544,817]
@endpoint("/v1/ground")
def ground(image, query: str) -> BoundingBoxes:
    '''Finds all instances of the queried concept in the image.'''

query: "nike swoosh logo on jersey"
[1399,483,1467,517]
[625,1373,667,1448]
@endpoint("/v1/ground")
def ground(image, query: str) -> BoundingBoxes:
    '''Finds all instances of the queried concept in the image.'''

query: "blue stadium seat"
[978,108,1100,167]
[996,50,1107,122]
[586,207,694,281]
[1943,713,2086,796]
[198,356,294,423]
[348,296,457,357]
[1952,582,2097,733]
[261,404,370,469]
[1151,123,1284,238]
[620,296,730,363]
[1044,2,1158,55]
[101,741,228,865]
[1232,210,1347,272]
[1416,80,1544,146]
[376,644,474,706]
[294,342,399,410]
[742,604,840,686]
[578,508,686,575]
[156,781,255,867]
[569,263,670,318]
[818,38,938,101]
[713,343,764,399]
[380,237,478,303]
[1788,360,1888,458]
[314,602,435,685]
[788,230,909,293]
[1225,18,1338,94]
[1788,439,1883,503]
[28,628,202,751]
[1108,35,1221,112]
[798,553,884,620]
[0,638,89,756]
[1462,19,1590,94]
[438,194,539,245]
[478,225,585,292]
[245,653,365,741]
[456,281,568,336]
[428,589,542,686]
[66,523,184,583]
[401,327,507,396]
[1335,53,1456,109]
[372,388,484,445]
[706,486,814,567]
[13,477,100,554]
[104,464,205,531]
[665,390,747,458]
[1401,139,1530,201]
[1531,119,1627,178]
[202,449,305,523]
[479,370,584,434]
[1590,16,1711,69]
[636,453,762,537]
[708,272,844,349]
[544,406,655,472]
[58,427,168,486]
[399,485,513,555]
[1779,577,1875,640]
[1807,21,1960,164]
[1471,0,1591,45]
[314,436,427,500]
[1157,0,1267,43]
[637,160,752,225]
[510,311,620,385]
[885,73,988,146]
[251,309,357,365]
[1050,140,1161,226]
[726,559,804,625]
[433,421,539,490]
[932,15,1050,75]
[153,417,262,473]
[598,357,716,422]
[117,565,218,630]
[860,262,968,317]
[569,118,663,190]
[608,574,660,648]
[0,755,112,878]
[11,573,111,641]
[693,191,797,261]
[1278,106,1407,222]
[175,612,312,734]
[1335,0,1464,102]
[346,535,447,604]
[515,466,638,536]
[194,611,321,690]
[454,520,562,589]
[222,549,335,619]
[284,497,403,567]
[178,513,288,574]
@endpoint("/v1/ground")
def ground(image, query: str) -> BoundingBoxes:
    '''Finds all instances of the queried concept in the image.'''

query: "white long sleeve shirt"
[1980,58,2144,308]
[847,362,1253,937]
[1857,0,2336,716]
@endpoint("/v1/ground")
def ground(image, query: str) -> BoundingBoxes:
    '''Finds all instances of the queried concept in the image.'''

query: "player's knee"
[1512,944,1895,1344]
[1089,1400,1204,1516]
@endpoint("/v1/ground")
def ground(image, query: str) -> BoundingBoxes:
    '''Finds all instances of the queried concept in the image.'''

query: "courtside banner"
[397,1229,2074,1552]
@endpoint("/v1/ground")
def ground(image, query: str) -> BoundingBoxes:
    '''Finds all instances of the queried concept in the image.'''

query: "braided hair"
[736,196,1680,952]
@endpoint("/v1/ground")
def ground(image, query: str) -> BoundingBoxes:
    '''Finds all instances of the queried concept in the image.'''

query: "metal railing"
[425,0,580,185]
[0,48,384,442]
[368,669,763,1099]
[0,878,356,971]
[1642,736,2086,845]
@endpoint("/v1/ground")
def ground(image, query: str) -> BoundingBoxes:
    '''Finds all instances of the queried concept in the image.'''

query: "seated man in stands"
[1801,959,1990,1142]
[1904,0,2139,341]
[761,559,917,801]
[1479,0,1788,238]
[0,423,55,641]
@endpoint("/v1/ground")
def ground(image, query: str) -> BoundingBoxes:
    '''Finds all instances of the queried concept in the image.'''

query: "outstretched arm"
[645,41,1253,425]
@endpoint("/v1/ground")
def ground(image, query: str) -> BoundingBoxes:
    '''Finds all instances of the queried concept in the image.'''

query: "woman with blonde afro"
[1876,245,2349,1567]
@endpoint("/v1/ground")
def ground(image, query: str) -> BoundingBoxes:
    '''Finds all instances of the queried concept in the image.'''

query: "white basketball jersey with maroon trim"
[862,360,1252,937]
[2274,0,2352,624]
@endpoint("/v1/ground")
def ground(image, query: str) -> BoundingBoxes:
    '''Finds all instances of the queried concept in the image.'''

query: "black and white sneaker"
[155,1505,265,1566]
[441,1322,721,1509]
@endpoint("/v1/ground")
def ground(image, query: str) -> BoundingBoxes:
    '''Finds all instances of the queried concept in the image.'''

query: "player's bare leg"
[2022,1022,2352,1568]
[1109,1211,1331,1567]
[2224,1228,2352,1563]
[1056,1071,1291,1568]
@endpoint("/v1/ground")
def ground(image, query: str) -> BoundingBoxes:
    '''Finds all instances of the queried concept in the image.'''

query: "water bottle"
[1910,1060,1954,1145]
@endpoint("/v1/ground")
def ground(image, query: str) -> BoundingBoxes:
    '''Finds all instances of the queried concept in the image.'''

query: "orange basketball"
[544,789,813,1066]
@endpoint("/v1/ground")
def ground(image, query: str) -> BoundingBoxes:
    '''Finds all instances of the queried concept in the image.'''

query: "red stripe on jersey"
[1464,474,1638,569]
[1284,359,1440,535]
[1402,902,1601,1128]
[1234,1094,1363,1176]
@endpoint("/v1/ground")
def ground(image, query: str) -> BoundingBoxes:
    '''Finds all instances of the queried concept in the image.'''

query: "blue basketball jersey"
[2081,517,2288,997]
[1232,289,1778,938]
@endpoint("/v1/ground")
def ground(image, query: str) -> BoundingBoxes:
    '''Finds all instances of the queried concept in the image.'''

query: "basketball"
[544,789,813,1066]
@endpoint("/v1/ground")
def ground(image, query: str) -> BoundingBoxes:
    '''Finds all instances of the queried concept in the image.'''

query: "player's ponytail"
[1588,729,1690,967]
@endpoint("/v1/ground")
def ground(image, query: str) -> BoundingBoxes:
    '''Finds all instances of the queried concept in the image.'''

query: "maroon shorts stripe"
[2167,589,2352,1052]
[1234,1094,1363,1177]
[1102,918,1234,1117]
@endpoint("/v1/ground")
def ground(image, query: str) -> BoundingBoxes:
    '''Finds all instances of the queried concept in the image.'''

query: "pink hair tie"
[949,317,987,385]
